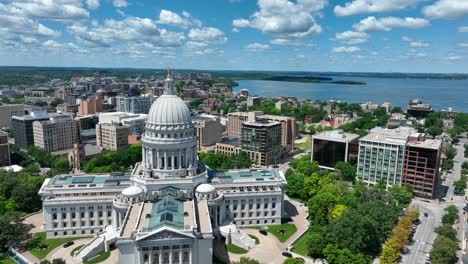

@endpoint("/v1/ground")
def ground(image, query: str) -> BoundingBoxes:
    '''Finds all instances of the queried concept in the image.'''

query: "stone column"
[156,150,160,170]
[189,248,192,264]
[164,152,167,170]
[171,153,175,170]
[148,250,153,264]
[159,249,162,264]
[179,150,182,169]
[179,250,182,264]
[169,246,174,264]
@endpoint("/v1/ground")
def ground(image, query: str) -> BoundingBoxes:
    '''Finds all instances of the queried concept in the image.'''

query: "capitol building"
[38,70,286,264]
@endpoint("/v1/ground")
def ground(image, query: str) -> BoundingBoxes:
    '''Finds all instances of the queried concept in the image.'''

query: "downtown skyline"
[1,0,468,73]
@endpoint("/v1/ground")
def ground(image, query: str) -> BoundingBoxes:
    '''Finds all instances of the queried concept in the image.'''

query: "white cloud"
[458,42,468,48]
[404,48,427,58]
[232,27,240,33]
[12,0,90,20]
[232,0,326,38]
[401,36,430,47]
[43,40,62,48]
[86,0,100,10]
[458,26,468,32]
[68,16,185,48]
[157,10,191,29]
[0,2,61,48]
[245,42,270,51]
[188,27,227,44]
[112,0,128,8]
[334,30,369,44]
[185,41,208,50]
[334,0,424,16]
[353,16,431,32]
[447,54,462,60]
[422,0,468,19]
[332,46,361,53]
[270,38,314,46]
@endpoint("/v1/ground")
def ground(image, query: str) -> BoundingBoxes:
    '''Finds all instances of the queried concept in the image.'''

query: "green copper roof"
[147,186,184,230]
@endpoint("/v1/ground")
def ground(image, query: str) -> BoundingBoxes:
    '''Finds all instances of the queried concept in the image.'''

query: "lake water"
[235,76,468,112]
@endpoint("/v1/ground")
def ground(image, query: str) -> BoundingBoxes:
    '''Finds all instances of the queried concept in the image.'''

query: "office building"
[312,130,359,169]
[33,113,80,152]
[357,127,415,186]
[0,131,11,166]
[98,112,148,136]
[402,134,442,199]
[193,114,223,149]
[116,96,152,114]
[12,111,50,150]
[0,104,24,129]
[228,111,297,152]
[78,97,103,116]
[246,96,261,107]
[240,115,282,166]
[240,89,249,97]
[38,71,285,264]
[407,99,433,118]
[96,123,130,150]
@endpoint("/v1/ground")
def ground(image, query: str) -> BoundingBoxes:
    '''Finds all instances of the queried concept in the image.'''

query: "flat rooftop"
[361,127,416,145]
[47,172,131,186]
[209,169,282,182]
[407,139,442,150]
[313,129,359,143]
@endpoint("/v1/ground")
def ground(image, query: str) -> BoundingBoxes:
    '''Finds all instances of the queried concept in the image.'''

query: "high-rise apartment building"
[312,130,360,169]
[12,111,50,150]
[33,113,80,152]
[241,116,282,166]
[96,123,129,150]
[193,114,223,149]
[116,96,152,114]
[402,134,442,199]
[356,127,415,186]
[0,104,24,129]
[0,131,11,166]
[78,97,103,116]
[228,111,297,152]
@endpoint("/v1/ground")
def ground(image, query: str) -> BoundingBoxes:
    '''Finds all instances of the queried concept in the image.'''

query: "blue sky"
[1,0,468,73]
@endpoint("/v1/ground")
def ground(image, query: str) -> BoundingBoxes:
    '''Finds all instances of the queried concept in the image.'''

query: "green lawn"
[291,233,309,256]
[84,251,111,264]
[295,137,311,150]
[267,223,298,242]
[25,232,88,259]
[0,253,16,264]
[226,244,248,254]
[248,234,260,245]
[71,245,84,256]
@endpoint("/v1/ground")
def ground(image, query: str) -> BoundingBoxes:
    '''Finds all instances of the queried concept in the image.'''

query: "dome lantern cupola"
[140,67,199,180]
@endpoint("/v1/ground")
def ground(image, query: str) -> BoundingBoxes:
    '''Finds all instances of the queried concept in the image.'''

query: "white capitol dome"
[140,68,199,179]
[147,93,192,126]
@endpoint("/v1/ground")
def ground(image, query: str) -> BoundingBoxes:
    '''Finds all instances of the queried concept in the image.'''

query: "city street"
[403,136,467,264]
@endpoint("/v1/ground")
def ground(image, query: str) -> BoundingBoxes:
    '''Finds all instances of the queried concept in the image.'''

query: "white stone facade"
[39,70,285,264]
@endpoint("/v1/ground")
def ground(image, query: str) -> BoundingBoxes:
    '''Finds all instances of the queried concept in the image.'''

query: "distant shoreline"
[257,75,366,85]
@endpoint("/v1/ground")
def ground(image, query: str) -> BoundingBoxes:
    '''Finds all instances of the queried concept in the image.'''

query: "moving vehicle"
[282,252,292,258]
[259,230,268,236]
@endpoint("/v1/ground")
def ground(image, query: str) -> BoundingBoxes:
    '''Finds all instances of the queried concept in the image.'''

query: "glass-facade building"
[357,135,407,186]
[241,119,282,166]
[311,130,359,169]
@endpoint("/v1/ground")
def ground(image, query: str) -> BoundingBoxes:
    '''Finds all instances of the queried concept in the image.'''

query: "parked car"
[413,219,421,225]
[282,252,292,258]
[424,212,429,217]
[63,241,74,248]
[259,230,268,236]
[401,247,409,254]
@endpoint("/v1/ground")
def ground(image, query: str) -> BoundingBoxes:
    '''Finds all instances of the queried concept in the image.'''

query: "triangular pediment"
[136,226,194,242]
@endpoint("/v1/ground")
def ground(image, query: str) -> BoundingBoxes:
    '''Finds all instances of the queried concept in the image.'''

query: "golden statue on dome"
[167,67,171,77]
